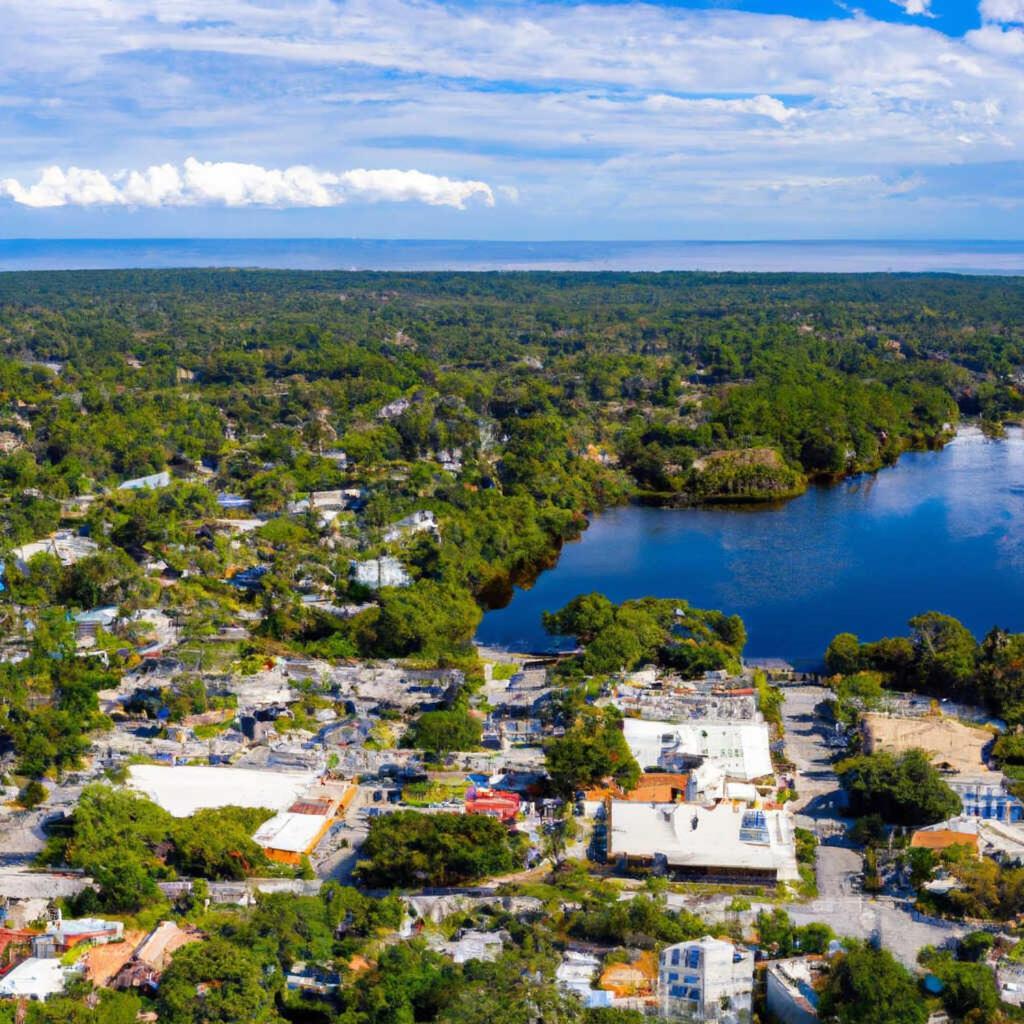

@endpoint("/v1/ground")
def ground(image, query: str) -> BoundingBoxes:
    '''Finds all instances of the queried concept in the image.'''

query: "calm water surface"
[476,428,1024,668]
[2,238,1024,273]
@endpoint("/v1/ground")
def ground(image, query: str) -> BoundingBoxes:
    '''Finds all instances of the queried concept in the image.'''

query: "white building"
[766,957,825,1024]
[12,531,99,569]
[118,470,171,491]
[0,958,68,1001]
[350,556,411,589]
[383,510,438,544]
[660,936,753,1023]
[608,801,799,884]
[621,718,773,781]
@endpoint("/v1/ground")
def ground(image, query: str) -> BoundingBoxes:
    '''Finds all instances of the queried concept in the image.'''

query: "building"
[608,801,799,884]
[384,510,438,543]
[465,788,521,823]
[621,719,773,782]
[119,470,171,491]
[947,774,1024,822]
[910,825,981,858]
[659,936,753,1023]
[0,957,68,1000]
[765,957,827,1024]
[127,764,320,817]
[11,531,99,569]
[860,713,992,773]
[350,556,411,589]
[252,789,353,866]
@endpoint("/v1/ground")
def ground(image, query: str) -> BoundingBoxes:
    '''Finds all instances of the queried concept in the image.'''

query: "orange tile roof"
[910,829,980,854]
[624,773,689,802]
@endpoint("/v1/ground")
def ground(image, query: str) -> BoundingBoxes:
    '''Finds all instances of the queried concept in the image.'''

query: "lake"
[475,428,1024,669]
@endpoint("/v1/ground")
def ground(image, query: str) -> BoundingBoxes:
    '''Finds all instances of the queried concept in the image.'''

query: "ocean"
[1,238,1024,273]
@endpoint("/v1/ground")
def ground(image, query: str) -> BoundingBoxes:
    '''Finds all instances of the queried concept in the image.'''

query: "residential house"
[766,956,827,1024]
[659,937,753,1023]
[0,958,68,1000]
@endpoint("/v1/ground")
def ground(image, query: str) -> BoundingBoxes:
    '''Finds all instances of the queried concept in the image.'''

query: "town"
[1,269,1024,1024]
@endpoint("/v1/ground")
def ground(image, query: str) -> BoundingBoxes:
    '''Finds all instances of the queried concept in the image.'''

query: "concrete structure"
[11,531,99,568]
[384,509,438,543]
[608,801,799,883]
[127,764,319,817]
[118,470,171,491]
[947,774,1024,822]
[0,957,67,1000]
[659,936,753,1023]
[350,556,411,589]
[765,957,826,1024]
[860,713,992,773]
[997,958,1024,1007]
[621,719,772,781]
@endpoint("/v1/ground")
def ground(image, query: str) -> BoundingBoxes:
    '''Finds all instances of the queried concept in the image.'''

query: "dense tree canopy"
[838,749,961,826]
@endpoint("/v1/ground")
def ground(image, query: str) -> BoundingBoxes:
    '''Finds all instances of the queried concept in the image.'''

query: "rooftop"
[127,764,319,817]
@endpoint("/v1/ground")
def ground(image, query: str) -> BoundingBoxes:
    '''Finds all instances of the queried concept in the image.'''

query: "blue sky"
[1,0,1023,239]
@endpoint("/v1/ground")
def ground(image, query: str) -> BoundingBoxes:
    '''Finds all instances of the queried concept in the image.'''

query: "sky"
[1,0,1024,239]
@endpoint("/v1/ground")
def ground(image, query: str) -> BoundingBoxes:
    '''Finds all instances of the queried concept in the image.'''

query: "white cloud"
[890,0,933,16]
[980,0,1024,23]
[0,157,496,209]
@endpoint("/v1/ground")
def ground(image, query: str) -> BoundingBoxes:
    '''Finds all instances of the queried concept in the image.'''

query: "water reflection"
[476,427,1024,667]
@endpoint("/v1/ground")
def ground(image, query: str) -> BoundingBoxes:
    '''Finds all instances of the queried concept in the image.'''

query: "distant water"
[2,238,1024,273]
[476,429,1024,668]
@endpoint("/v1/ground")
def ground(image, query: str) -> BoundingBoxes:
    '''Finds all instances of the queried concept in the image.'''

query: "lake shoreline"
[477,425,1023,667]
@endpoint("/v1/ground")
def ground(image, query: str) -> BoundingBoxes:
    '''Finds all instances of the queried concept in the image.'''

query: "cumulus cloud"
[890,0,933,15]
[0,157,496,209]
[981,0,1024,22]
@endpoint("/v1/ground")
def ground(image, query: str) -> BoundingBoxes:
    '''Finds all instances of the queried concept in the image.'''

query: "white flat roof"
[128,765,318,817]
[253,811,328,854]
[0,958,66,999]
[608,800,798,880]
[622,718,773,781]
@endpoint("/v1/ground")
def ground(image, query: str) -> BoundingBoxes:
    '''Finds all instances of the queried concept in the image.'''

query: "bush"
[17,780,48,809]
[838,749,961,826]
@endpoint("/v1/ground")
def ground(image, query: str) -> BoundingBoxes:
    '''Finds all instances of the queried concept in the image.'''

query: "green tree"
[545,707,640,796]
[819,944,927,1024]
[407,706,483,759]
[838,749,961,826]
[158,939,280,1024]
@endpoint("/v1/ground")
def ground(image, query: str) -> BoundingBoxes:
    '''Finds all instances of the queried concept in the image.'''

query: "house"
[12,531,99,569]
[557,950,611,1008]
[286,961,340,996]
[350,556,411,589]
[216,492,253,511]
[659,936,753,1023]
[384,510,438,544]
[118,470,171,491]
[607,801,799,884]
[47,915,124,949]
[910,825,981,858]
[621,719,773,781]
[0,957,68,1000]
[766,956,827,1024]
[441,929,508,964]
[947,774,1024,822]
[465,788,520,823]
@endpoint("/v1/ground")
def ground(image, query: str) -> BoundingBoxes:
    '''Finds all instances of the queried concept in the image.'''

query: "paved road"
[777,686,972,965]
